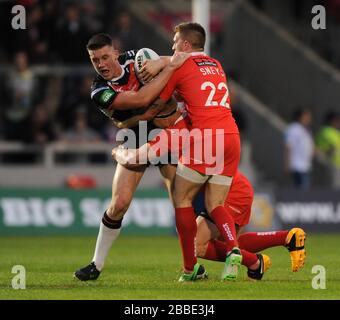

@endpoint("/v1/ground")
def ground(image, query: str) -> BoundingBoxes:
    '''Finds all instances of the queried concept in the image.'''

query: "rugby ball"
[134,48,160,84]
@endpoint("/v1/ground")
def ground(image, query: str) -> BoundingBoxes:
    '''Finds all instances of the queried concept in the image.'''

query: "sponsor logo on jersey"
[100,90,115,104]
[193,58,217,67]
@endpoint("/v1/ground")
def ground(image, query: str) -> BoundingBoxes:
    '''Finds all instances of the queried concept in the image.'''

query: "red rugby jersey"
[160,52,239,134]
[227,171,254,207]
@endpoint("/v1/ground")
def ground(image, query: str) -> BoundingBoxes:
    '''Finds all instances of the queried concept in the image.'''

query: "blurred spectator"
[284,108,314,189]
[0,1,14,62]
[26,4,50,64]
[55,5,89,63]
[79,76,108,134]
[82,0,104,34]
[110,11,141,51]
[210,13,224,51]
[59,108,103,164]
[316,111,340,169]
[4,52,35,141]
[24,104,56,144]
[102,0,119,28]
[58,75,107,137]
[61,109,101,144]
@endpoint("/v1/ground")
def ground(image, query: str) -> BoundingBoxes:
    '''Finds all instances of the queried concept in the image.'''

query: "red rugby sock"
[238,231,289,253]
[210,206,238,248]
[175,207,197,271]
[203,239,258,268]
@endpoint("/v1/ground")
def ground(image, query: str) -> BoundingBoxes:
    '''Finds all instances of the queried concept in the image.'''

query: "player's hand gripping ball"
[135,48,181,128]
[134,48,161,85]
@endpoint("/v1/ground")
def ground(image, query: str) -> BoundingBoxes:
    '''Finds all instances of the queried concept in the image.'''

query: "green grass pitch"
[0,234,339,300]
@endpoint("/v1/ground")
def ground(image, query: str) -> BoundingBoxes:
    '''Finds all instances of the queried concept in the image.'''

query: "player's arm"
[112,52,188,110]
[91,54,185,115]
[112,143,151,169]
[139,56,171,84]
[112,98,169,129]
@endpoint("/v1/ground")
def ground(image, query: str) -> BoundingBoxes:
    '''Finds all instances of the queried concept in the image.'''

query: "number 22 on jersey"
[201,81,230,108]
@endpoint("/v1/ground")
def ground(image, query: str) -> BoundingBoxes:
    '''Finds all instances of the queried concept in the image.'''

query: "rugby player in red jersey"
[114,22,307,282]
[113,118,306,280]
[112,23,242,281]
[155,22,242,281]
[194,171,306,279]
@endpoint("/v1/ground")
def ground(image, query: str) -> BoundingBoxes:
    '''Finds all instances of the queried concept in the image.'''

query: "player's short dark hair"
[174,22,206,50]
[86,33,112,50]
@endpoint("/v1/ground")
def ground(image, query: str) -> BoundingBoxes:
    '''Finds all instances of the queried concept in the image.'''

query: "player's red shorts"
[225,171,254,227]
[181,131,240,177]
[149,117,241,177]
[150,118,251,226]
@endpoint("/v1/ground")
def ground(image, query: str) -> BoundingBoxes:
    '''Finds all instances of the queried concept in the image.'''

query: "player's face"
[88,45,118,80]
[172,32,187,53]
